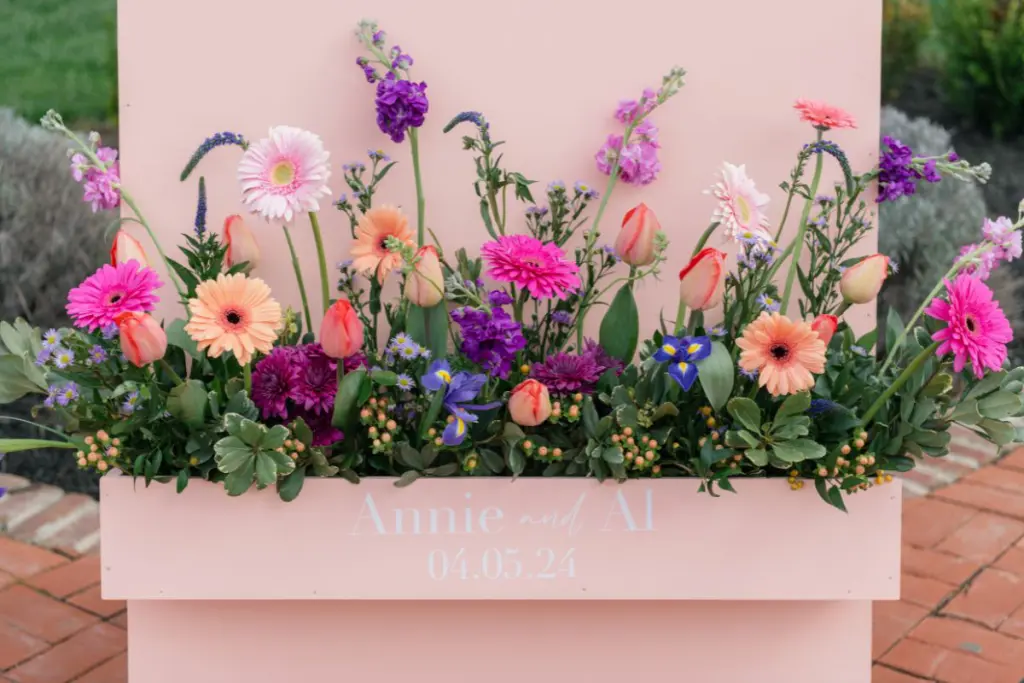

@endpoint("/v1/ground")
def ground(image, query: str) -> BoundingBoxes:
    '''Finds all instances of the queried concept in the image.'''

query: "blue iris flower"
[652,335,712,391]
[421,360,500,446]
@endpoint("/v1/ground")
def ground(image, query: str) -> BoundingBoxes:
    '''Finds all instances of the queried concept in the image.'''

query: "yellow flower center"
[270,161,296,186]
[735,196,751,223]
[436,370,452,384]
[676,361,689,374]
[661,343,677,356]
[686,343,702,354]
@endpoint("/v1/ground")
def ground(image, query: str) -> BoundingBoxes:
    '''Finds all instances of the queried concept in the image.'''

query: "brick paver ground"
[0,431,1018,681]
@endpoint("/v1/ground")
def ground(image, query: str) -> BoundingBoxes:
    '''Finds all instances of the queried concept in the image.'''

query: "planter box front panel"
[101,477,900,601]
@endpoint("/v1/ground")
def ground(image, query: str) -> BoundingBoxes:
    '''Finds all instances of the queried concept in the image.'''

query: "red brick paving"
[0,439,1020,681]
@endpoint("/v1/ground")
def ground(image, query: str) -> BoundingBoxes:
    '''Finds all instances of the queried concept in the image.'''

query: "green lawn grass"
[0,0,117,125]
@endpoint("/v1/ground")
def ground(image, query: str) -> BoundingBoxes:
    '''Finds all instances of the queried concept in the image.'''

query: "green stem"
[282,225,313,334]
[780,132,825,315]
[861,341,941,425]
[0,416,71,441]
[158,359,184,387]
[308,212,331,313]
[119,191,185,298]
[409,128,426,246]
[772,179,800,243]
[244,363,252,395]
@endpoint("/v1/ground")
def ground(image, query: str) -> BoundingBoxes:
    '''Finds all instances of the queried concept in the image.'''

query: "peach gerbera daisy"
[793,99,857,130]
[351,205,415,283]
[736,312,826,397]
[184,273,282,366]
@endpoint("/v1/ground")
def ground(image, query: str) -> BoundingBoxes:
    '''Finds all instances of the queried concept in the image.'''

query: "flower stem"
[282,225,313,334]
[119,191,185,298]
[243,363,252,395]
[308,212,331,312]
[158,359,184,387]
[408,128,426,246]
[780,131,825,315]
[861,341,941,425]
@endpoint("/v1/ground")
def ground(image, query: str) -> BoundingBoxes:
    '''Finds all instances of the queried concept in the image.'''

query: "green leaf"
[165,318,200,359]
[967,371,1008,401]
[0,356,48,404]
[699,439,733,467]
[407,303,449,361]
[277,465,307,502]
[254,452,277,488]
[214,436,253,473]
[176,469,189,493]
[292,417,314,447]
[651,402,679,421]
[166,380,208,429]
[395,470,422,488]
[770,439,826,463]
[980,418,1016,446]
[909,429,951,449]
[599,283,639,362]
[602,446,624,464]
[371,370,399,386]
[745,448,769,466]
[582,396,599,439]
[332,368,370,431]
[776,392,810,421]
[0,438,78,453]
[772,420,810,440]
[418,387,447,439]
[978,391,1023,420]
[615,404,639,430]
[696,341,735,411]
[884,306,904,355]
[223,458,255,496]
[921,373,953,398]
[727,397,762,433]
[0,321,31,356]
[507,447,526,476]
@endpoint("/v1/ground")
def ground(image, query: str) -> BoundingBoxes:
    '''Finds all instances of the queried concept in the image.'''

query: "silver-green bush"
[0,109,109,329]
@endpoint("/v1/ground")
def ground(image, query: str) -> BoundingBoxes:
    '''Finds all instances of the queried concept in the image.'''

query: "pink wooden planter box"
[101,476,900,682]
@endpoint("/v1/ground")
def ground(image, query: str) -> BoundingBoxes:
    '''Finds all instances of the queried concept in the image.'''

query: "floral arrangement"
[1,22,1022,511]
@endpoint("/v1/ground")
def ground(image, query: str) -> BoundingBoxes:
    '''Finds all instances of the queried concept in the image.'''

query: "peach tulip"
[320,298,364,359]
[678,247,727,311]
[614,203,660,266]
[110,231,149,269]
[840,254,889,304]
[404,245,445,307]
[810,314,838,346]
[116,312,168,367]
[224,215,260,272]
[508,379,552,427]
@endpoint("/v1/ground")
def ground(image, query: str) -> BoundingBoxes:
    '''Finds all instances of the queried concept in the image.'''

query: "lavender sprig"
[180,131,248,181]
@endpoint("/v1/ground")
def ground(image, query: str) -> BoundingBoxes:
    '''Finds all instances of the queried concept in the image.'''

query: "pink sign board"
[101,477,901,601]
[118,0,882,333]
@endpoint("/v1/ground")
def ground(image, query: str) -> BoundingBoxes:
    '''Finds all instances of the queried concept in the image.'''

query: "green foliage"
[214,414,294,496]
[882,0,932,99]
[0,319,48,404]
[599,284,639,362]
[933,0,1024,139]
[406,303,448,361]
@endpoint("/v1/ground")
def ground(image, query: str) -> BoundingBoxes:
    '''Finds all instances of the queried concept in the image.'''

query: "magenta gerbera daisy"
[66,263,163,331]
[925,274,1012,378]
[481,235,580,300]
[238,126,332,222]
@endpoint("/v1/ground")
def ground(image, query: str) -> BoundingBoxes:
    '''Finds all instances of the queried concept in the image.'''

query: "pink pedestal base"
[128,599,871,682]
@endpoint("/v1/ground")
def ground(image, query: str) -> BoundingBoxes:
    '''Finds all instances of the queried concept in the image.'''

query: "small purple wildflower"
[756,294,781,313]
[88,345,107,366]
[122,390,142,416]
[52,347,74,369]
[368,149,390,163]
[56,382,80,407]
[43,385,61,409]
[739,367,759,381]
[574,181,599,199]
[396,374,416,391]
[101,323,119,340]
[549,310,573,326]
[547,180,566,194]
[42,328,62,351]
[35,349,51,367]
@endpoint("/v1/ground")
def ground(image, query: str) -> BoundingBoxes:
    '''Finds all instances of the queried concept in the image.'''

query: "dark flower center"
[225,311,242,325]
[770,344,790,361]
[965,314,978,334]
[379,238,389,251]
[107,292,124,305]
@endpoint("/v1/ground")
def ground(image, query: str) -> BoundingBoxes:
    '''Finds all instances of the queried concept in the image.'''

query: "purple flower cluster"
[374,74,429,143]
[531,339,624,394]
[450,296,527,379]
[877,136,943,203]
[595,119,661,186]
[956,216,1022,280]
[70,147,120,212]
[252,344,366,446]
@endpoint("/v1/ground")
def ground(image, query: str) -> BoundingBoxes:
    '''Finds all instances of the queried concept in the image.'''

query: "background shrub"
[0,109,108,496]
[882,0,932,99]
[932,0,1024,139]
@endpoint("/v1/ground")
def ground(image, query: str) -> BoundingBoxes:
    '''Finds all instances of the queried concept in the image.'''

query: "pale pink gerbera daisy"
[67,262,163,331]
[238,126,332,222]
[793,99,857,130]
[708,162,772,242]
[481,235,580,300]
[925,274,1012,378]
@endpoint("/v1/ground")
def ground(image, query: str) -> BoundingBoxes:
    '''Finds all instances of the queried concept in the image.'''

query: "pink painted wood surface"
[101,477,901,600]
[126,598,872,682]
[118,0,882,336]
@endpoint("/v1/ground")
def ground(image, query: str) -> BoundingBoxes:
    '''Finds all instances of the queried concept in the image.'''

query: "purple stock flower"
[596,134,661,186]
[374,74,429,143]
[983,216,1022,263]
[877,136,942,203]
[487,290,514,307]
[549,310,573,326]
[73,147,121,212]
[614,88,657,123]
[450,305,527,379]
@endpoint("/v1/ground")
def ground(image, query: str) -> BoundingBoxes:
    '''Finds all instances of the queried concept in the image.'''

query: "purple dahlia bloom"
[291,344,338,415]
[252,347,298,420]
[531,352,604,394]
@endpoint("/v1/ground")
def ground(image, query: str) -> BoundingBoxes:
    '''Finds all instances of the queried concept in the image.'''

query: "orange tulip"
[224,215,260,272]
[810,314,838,346]
[320,298,364,359]
[614,203,660,266]
[840,254,889,304]
[508,379,552,427]
[404,245,445,307]
[678,247,727,311]
[110,231,149,269]
[116,312,168,367]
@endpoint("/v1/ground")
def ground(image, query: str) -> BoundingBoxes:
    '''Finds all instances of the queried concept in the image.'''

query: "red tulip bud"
[840,254,889,304]
[508,379,552,427]
[320,298,364,359]
[614,203,660,266]
[811,314,838,346]
[678,247,727,311]
[224,215,260,272]
[404,245,445,307]
[116,312,168,367]
[110,231,149,269]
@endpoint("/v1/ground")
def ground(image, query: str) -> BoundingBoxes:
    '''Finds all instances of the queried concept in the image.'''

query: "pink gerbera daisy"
[925,274,1012,378]
[708,162,772,242]
[238,126,332,222]
[481,235,580,300]
[793,99,857,130]
[66,262,163,331]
